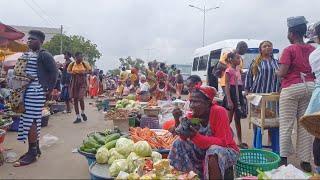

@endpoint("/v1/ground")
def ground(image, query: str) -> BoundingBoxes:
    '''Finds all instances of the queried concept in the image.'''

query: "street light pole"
[189,4,219,47]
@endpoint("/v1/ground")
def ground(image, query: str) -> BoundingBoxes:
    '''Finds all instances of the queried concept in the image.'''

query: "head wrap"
[195,85,217,102]
[156,71,167,80]
[306,22,320,41]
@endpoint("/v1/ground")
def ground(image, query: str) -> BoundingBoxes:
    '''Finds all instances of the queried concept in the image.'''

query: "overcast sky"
[1,0,319,71]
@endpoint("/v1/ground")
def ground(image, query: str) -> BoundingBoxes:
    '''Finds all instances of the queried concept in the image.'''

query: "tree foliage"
[107,56,146,76]
[43,34,102,65]
[119,56,145,72]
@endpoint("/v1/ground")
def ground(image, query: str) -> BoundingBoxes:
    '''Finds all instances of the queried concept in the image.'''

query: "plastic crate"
[140,115,160,129]
[236,149,280,177]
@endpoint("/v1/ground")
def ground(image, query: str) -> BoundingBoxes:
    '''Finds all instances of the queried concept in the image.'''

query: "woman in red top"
[169,86,239,179]
[277,16,315,172]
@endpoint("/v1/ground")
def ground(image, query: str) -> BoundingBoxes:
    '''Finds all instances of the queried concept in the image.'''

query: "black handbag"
[234,75,247,119]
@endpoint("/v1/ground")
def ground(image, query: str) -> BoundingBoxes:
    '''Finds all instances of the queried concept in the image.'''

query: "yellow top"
[218,52,243,87]
[67,61,91,74]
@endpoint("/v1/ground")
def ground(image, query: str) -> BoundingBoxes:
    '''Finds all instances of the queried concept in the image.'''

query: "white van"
[191,39,279,88]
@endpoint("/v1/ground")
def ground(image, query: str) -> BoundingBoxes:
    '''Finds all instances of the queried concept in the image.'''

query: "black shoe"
[300,161,312,172]
[81,114,87,121]
[280,157,287,166]
[73,118,82,124]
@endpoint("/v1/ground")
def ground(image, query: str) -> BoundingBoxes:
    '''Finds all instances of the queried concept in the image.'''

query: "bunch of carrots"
[129,127,178,149]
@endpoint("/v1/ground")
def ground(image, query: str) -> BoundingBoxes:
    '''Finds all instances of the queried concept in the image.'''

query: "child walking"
[223,51,248,149]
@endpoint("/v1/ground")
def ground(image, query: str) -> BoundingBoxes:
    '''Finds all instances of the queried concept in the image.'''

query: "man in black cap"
[277,16,315,172]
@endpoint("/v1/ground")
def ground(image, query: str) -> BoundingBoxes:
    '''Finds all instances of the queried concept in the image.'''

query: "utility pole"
[60,25,63,54]
[189,3,220,47]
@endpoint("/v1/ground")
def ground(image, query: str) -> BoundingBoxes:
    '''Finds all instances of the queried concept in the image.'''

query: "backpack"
[8,53,35,113]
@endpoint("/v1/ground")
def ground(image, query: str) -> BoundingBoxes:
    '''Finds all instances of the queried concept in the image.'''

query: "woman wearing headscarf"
[169,86,239,179]
[68,52,92,124]
[152,70,168,100]
[276,16,315,172]
[301,22,320,174]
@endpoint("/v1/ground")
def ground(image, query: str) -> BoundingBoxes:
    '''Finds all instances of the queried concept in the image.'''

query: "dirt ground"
[0,98,302,179]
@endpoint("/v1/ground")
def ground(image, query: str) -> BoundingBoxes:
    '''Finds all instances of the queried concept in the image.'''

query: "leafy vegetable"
[108,148,125,165]
[109,159,128,177]
[115,138,134,157]
[126,152,141,173]
[151,151,162,163]
[133,141,152,157]
[95,146,109,164]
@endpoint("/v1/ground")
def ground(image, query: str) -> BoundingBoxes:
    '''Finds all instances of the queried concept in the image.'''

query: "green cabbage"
[108,148,125,165]
[109,159,128,177]
[95,146,109,164]
[115,138,134,157]
[126,152,140,173]
[116,171,129,180]
[151,151,162,163]
[133,141,152,157]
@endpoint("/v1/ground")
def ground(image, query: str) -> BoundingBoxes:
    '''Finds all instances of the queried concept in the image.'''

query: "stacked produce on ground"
[104,109,131,121]
[129,127,178,149]
[79,128,122,154]
[115,99,141,110]
[94,135,198,179]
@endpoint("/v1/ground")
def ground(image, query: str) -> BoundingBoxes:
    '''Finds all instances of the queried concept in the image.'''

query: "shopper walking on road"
[15,30,58,167]
[68,52,91,123]
[277,16,315,172]
[61,51,73,113]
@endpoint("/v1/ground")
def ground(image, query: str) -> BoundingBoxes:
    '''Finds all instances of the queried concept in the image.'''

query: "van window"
[209,49,222,67]
[198,55,208,71]
[192,57,199,71]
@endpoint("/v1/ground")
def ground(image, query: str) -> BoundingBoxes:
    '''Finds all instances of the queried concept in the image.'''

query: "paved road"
[0,98,302,179]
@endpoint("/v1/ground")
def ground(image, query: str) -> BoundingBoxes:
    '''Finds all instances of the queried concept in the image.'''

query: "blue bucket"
[89,162,112,180]
[78,148,96,166]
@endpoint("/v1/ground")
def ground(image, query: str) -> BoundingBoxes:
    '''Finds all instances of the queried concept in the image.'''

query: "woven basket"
[300,112,320,138]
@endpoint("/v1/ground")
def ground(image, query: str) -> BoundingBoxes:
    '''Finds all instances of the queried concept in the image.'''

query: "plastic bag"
[40,134,59,148]
[263,164,310,179]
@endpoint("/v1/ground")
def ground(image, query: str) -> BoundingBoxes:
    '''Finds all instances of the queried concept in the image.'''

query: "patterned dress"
[17,52,46,142]
[169,124,239,179]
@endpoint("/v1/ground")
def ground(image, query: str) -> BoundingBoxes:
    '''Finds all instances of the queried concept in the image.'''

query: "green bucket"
[235,149,280,177]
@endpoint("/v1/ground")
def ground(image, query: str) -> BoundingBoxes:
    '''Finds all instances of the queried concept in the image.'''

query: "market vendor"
[151,71,168,100]
[136,75,150,102]
[169,86,239,179]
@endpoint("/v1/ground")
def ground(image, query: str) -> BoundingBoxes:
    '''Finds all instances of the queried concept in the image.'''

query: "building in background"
[11,25,60,43]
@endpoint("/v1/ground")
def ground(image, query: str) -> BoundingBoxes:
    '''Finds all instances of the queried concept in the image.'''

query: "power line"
[23,0,55,28]
[29,0,59,27]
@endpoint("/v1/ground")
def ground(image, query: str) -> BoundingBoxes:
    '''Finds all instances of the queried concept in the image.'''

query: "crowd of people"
[115,61,186,102]
[164,16,320,178]
[1,15,320,178]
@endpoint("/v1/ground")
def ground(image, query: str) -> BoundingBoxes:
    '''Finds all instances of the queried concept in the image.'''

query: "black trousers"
[314,138,320,166]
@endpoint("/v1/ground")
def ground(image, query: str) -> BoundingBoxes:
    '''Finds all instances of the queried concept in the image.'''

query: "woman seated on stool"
[169,86,239,179]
